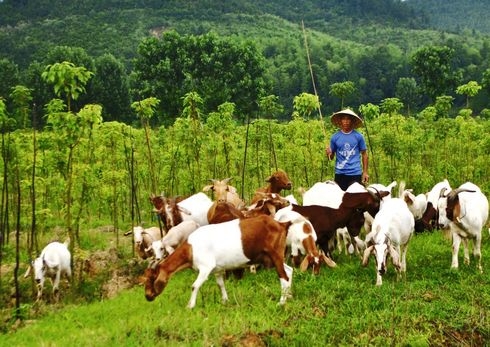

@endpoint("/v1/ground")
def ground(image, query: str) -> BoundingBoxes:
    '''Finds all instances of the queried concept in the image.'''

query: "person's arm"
[361,150,369,183]
[325,145,335,160]
[325,137,335,160]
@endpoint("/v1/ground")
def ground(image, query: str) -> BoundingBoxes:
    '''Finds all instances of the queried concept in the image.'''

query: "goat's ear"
[23,265,32,278]
[362,245,374,267]
[299,256,310,272]
[388,245,401,269]
[202,185,212,192]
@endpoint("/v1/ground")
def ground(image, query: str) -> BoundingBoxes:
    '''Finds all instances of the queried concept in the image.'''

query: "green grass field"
[1,230,489,346]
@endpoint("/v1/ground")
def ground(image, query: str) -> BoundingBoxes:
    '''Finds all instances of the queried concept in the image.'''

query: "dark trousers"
[334,174,362,191]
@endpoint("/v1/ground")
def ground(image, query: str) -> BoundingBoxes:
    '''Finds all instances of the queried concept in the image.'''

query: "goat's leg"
[52,272,61,302]
[214,272,228,303]
[188,269,212,309]
[279,263,293,305]
[36,278,44,302]
[462,238,470,266]
[473,237,483,273]
[451,232,462,269]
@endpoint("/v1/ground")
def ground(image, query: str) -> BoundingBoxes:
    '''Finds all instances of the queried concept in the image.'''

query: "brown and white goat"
[291,189,389,263]
[143,215,317,308]
[149,192,213,229]
[437,182,488,272]
[250,170,292,204]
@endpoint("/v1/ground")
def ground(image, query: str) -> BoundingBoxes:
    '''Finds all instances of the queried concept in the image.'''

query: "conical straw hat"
[330,109,363,129]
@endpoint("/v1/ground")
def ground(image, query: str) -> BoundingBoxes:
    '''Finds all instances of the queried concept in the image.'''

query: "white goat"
[362,198,414,286]
[150,220,200,260]
[437,182,489,273]
[24,240,72,301]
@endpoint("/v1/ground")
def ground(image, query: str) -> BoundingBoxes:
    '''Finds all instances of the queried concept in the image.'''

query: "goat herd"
[24,170,489,308]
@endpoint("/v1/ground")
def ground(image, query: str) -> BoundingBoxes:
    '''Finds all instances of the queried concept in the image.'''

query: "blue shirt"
[330,130,367,175]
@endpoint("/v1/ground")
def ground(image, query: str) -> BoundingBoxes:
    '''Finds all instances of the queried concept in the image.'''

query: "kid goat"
[143,214,319,308]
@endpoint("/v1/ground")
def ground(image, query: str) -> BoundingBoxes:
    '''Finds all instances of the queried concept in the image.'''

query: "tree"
[410,46,461,102]
[456,80,481,108]
[434,95,454,119]
[380,97,404,117]
[0,58,20,100]
[329,81,356,109]
[132,30,267,123]
[395,77,418,115]
[41,61,93,112]
[42,61,95,248]
[91,54,131,123]
[292,92,320,120]
[9,85,32,129]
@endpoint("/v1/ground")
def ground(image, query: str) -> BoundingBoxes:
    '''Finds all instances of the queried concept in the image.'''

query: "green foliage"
[41,61,94,111]
[132,30,267,123]
[410,45,461,102]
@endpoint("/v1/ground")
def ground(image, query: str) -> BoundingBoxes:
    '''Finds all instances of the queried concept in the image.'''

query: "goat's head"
[255,192,290,216]
[437,187,475,229]
[203,178,233,203]
[362,233,399,278]
[266,170,292,192]
[143,260,167,302]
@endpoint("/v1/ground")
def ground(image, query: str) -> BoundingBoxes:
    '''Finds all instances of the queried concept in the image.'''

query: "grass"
[0,230,489,346]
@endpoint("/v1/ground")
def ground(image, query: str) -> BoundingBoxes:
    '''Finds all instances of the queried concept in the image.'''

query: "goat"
[275,210,321,274]
[399,182,429,233]
[437,182,489,273]
[243,192,291,218]
[203,178,245,209]
[151,220,200,260]
[420,179,452,231]
[144,215,301,308]
[24,240,72,301]
[291,189,389,265]
[150,192,213,229]
[301,181,390,257]
[124,225,163,259]
[362,198,415,286]
[250,170,292,204]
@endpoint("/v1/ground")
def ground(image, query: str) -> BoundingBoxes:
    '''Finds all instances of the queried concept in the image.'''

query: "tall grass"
[1,231,489,346]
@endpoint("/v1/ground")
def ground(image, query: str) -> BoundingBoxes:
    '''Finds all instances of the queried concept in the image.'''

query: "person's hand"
[325,147,332,157]
[362,173,369,184]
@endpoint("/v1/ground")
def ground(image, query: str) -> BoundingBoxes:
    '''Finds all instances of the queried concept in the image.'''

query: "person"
[325,108,369,191]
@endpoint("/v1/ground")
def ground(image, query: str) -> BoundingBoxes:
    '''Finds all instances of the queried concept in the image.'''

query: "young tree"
[41,61,93,112]
[456,80,481,109]
[380,97,404,117]
[329,81,355,109]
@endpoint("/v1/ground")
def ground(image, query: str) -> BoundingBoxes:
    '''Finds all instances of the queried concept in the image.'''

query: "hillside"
[0,0,489,121]
[0,0,428,68]
[406,0,490,34]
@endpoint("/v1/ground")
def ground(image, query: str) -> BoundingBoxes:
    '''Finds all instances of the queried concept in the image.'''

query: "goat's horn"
[439,187,448,198]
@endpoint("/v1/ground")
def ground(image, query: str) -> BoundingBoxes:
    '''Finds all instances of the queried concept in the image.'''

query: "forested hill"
[0,0,427,68]
[406,0,490,34]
